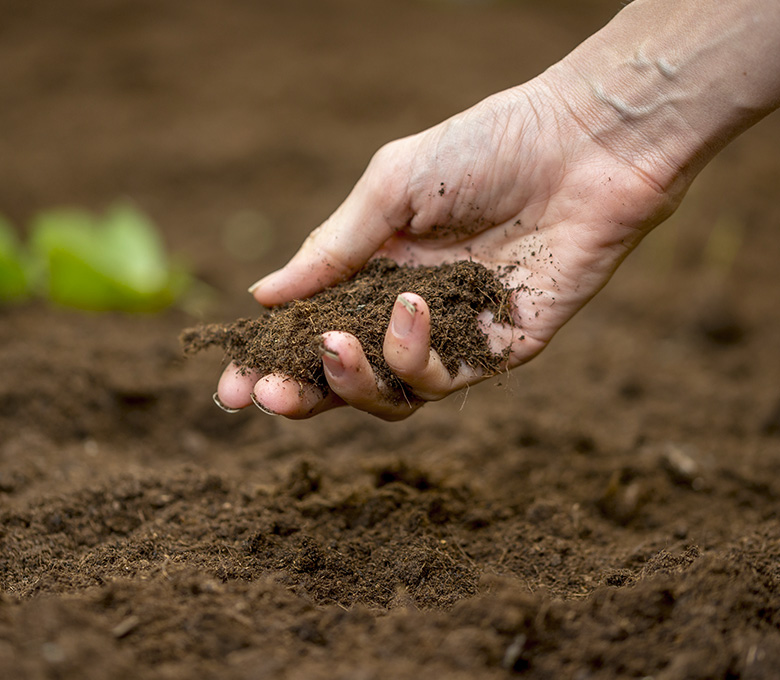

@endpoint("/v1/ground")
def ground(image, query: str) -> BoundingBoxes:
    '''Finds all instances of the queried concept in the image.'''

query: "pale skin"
[217,0,780,420]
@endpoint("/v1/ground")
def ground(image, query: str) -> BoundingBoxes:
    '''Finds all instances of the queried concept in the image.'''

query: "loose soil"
[181,259,512,399]
[2,1,780,679]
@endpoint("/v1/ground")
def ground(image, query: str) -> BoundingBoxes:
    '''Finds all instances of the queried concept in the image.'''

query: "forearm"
[539,0,780,194]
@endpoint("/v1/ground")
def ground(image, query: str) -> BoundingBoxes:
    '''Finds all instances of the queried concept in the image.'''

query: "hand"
[216,77,683,420]
[214,0,780,419]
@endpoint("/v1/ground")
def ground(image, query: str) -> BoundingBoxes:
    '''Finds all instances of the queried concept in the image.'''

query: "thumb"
[249,142,414,306]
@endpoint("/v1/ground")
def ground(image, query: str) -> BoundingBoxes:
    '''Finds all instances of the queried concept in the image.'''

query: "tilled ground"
[2,0,780,678]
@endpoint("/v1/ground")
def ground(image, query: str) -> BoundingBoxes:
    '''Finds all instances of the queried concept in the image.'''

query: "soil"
[180,259,512,399]
[2,1,780,679]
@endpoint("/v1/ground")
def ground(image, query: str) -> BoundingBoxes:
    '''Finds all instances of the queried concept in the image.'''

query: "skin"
[217,0,780,420]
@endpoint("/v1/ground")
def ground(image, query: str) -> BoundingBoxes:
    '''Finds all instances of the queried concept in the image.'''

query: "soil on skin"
[2,1,780,679]
[181,259,513,399]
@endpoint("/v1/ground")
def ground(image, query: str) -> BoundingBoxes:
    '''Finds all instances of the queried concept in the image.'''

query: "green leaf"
[29,203,189,312]
[0,217,29,302]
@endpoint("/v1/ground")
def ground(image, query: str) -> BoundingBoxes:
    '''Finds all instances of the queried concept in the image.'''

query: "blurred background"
[0,0,635,309]
[2,0,778,313]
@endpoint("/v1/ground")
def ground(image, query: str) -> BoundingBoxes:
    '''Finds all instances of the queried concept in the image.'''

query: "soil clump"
[181,259,513,399]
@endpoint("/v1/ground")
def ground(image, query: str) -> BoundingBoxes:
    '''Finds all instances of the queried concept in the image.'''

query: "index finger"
[249,142,414,306]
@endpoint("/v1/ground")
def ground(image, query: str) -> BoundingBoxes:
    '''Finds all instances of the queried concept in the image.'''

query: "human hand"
[215,0,780,420]
[216,72,684,419]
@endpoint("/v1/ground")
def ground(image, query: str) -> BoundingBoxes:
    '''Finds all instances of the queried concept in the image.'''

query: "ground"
[1,0,780,678]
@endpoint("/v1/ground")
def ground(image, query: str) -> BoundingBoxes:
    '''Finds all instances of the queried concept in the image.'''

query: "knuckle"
[366,142,410,203]
[408,386,447,402]
[369,139,404,168]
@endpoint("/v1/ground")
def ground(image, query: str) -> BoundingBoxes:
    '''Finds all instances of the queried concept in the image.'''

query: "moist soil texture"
[181,258,512,399]
[2,1,780,679]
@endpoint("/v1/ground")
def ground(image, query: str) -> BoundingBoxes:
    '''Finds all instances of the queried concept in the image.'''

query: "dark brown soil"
[181,258,512,398]
[2,1,780,679]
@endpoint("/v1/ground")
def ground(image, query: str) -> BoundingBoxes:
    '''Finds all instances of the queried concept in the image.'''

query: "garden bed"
[2,1,780,677]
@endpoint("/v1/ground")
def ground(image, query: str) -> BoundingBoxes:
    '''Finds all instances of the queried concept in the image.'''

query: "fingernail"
[250,391,279,416]
[213,392,241,414]
[318,338,344,378]
[392,294,416,337]
[248,274,271,294]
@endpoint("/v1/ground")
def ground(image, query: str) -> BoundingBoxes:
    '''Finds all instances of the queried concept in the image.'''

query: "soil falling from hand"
[181,259,514,400]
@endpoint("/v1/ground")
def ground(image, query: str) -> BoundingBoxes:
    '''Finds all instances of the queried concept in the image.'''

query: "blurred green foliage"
[0,217,30,302]
[0,204,191,312]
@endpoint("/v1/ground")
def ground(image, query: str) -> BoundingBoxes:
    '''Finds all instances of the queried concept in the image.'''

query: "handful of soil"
[181,258,513,401]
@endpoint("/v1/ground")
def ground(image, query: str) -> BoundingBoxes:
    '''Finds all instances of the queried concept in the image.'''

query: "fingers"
[213,328,429,422]
[216,362,261,410]
[251,374,344,419]
[319,294,486,415]
[214,293,484,421]
[249,143,414,306]
[320,331,423,421]
[383,293,474,400]
[216,361,344,418]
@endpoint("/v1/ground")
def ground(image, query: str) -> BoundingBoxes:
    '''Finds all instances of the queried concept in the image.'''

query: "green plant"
[1,203,191,312]
[0,217,30,302]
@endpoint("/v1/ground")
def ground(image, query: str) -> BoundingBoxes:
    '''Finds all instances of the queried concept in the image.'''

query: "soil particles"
[2,1,780,679]
[181,258,512,400]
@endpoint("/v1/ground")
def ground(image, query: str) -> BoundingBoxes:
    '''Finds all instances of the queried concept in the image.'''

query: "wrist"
[536,0,780,195]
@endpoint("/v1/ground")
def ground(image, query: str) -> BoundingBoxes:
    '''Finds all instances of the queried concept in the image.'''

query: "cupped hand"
[217,75,686,420]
